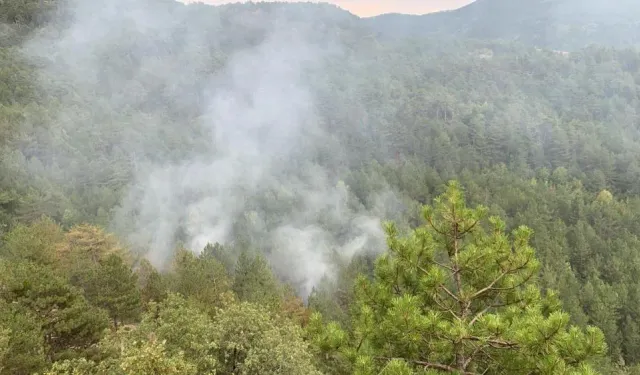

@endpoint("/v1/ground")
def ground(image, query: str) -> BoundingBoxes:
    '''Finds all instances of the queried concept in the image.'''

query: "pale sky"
[187,1,475,17]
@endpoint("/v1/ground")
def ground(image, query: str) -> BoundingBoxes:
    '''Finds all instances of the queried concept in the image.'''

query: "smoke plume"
[20,0,400,295]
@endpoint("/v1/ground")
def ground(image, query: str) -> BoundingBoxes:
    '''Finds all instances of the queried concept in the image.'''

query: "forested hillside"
[366,0,640,50]
[2,0,640,373]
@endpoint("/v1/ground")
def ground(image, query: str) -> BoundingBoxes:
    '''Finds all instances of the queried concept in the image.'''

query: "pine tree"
[309,181,607,375]
[55,224,127,274]
[169,247,234,314]
[233,250,282,309]
[0,301,46,375]
[201,242,235,275]
[137,259,168,306]
[0,260,109,362]
[0,216,63,266]
[83,254,142,329]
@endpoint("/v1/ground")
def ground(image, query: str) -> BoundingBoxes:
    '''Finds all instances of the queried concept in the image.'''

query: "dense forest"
[2,0,640,373]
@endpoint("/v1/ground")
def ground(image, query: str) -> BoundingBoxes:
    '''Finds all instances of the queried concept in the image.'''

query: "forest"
[2,0,640,373]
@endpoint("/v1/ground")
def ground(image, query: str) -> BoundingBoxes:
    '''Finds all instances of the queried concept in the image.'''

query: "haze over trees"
[2,0,640,373]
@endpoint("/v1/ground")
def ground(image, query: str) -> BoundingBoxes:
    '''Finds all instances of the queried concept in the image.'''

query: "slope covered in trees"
[2,0,640,374]
[366,0,640,50]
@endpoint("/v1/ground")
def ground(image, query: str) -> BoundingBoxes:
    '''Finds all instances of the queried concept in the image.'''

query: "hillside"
[2,0,640,374]
[365,0,640,50]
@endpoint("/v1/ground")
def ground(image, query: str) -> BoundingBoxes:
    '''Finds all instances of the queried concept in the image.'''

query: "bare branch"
[439,284,462,304]
[458,219,480,238]
[469,306,491,327]
[433,259,456,273]
[375,357,479,375]
[463,336,519,349]
[468,258,532,300]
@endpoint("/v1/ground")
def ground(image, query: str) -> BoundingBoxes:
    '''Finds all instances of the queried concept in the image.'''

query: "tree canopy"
[2,0,640,373]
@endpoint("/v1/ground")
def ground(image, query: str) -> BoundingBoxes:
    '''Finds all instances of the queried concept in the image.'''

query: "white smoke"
[19,0,400,295]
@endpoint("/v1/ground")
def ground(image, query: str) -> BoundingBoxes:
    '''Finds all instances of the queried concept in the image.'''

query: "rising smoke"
[20,0,401,295]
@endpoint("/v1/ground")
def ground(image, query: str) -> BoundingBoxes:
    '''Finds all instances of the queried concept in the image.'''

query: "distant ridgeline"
[364,0,640,50]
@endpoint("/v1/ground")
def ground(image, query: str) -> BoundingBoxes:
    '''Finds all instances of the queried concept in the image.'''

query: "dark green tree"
[82,254,142,329]
[136,259,168,306]
[233,250,282,309]
[201,242,235,275]
[0,301,46,375]
[0,260,109,362]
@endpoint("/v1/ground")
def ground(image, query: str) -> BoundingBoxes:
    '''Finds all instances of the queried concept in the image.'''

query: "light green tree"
[212,301,322,375]
[118,339,197,375]
[309,181,607,375]
[0,325,9,373]
[169,247,235,314]
[133,294,218,374]
[0,215,63,265]
[0,301,46,375]
[40,358,98,375]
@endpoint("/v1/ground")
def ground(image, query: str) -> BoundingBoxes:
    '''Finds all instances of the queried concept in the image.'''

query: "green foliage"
[42,295,321,375]
[595,189,613,204]
[0,301,46,375]
[0,327,7,373]
[202,242,236,275]
[133,294,218,374]
[136,259,168,306]
[41,358,99,375]
[0,260,110,362]
[233,250,283,309]
[3,0,640,372]
[0,215,63,265]
[310,182,607,374]
[309,253,375,329]
[168,247,235,314]
[0,0,55,26]
[212,301,322,375]
[118,338,198,375]
[81,254,142,329]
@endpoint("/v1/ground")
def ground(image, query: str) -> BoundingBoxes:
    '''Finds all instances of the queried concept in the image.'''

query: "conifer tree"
[137,259,168,306]
[233,250,282,309]
[309,181,607,375]
[201,242,235,275]
[0,216,63,266]
[0,301,46,375]
[0,260,109,362]
[169,247,234,314]
[83,254,142,329]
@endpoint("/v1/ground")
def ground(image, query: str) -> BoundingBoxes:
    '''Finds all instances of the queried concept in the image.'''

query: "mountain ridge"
[363,0,640,50]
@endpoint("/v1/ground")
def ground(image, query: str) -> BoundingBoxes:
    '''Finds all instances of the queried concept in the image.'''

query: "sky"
[186,1,475,17]
[329,0,475,16]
